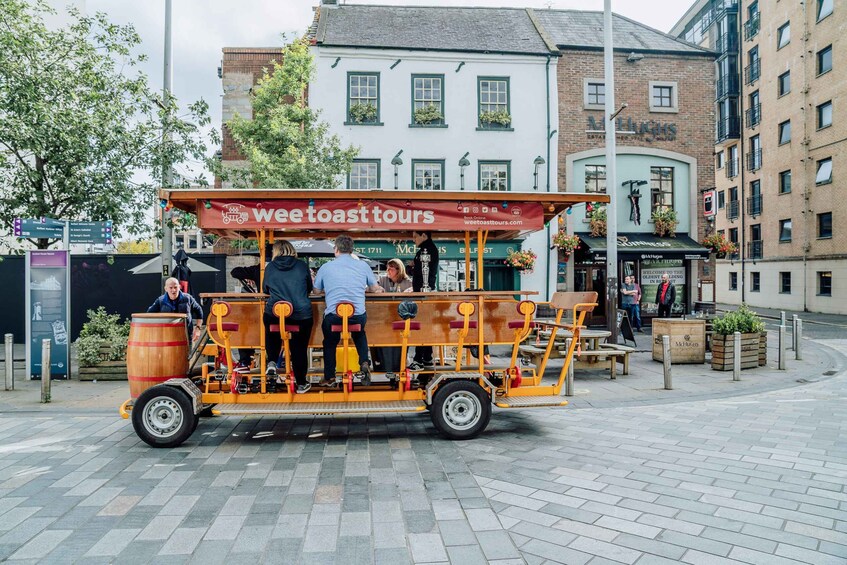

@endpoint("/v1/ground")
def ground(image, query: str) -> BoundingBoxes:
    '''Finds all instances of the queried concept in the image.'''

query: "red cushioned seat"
[508,321,536,329]
[209,323,239,331]
[449,320,478,329]
[392,321,422,330]
[330,324,362,332]
[269,324,301,332]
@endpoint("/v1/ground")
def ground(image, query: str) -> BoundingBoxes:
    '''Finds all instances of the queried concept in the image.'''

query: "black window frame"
[816,157,833,186]
[778,120,791,145]
[779,170,792,194]
[818,271,832,297]
[779,219,792,242]
[778,71,790,97]
[777,22,791,50]
[751,272,761,292]
[729,272,738,291]
[817,0,833,22]
[817,45,832,75]
[347,159,381,190]
[817,212,833,239]
[817,101,833,130]
[780,272,791,294]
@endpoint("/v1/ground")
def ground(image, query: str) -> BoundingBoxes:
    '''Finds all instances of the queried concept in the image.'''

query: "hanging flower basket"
[702,232,737,258]
[505,249,537,274]
[551,231,580,253]
[587,204,607,237]
[651,208,679,237]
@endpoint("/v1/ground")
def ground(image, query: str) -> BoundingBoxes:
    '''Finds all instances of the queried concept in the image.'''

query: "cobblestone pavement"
[1,342,846,563]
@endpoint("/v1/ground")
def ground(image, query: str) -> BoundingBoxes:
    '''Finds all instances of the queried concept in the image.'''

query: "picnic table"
[521,321,631,379]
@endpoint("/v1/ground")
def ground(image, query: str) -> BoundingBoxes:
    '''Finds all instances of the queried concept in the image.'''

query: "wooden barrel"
[126,313,189,399]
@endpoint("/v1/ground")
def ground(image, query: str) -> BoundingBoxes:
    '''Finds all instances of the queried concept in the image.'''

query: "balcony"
[716,74,740,100]
[747,240,763,260]
[726,158,739,178]
[743,12,760,40]
[745,104,761,128]
[746,149,762,171]
[727,199,739,220]
[744,59,761,85]
[715,33,738,55]
[746,194,762,217]
[717,116,740,142]
[711,0,739,20]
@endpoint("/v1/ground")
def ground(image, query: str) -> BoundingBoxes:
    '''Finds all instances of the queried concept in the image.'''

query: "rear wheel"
[430,380,491,440]
[131,385,197,448]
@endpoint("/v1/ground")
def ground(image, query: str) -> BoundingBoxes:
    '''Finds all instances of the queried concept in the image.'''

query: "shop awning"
[576,233,709,261]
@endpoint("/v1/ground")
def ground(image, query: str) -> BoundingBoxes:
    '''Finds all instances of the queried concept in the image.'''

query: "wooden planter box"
[711,332,766,371]
[652,319,706,364]
[78,342,127,381]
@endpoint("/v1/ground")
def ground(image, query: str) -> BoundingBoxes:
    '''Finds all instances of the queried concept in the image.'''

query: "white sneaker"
[297,383,311,394]
[266,361,277,376]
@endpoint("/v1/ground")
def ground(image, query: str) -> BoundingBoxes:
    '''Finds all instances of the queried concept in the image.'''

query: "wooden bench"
[519,344,562,369]
[597,343,633,375]
[559,347,627,379]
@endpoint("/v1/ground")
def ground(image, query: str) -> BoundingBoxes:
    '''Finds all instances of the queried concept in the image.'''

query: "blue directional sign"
[13,217,64,239]
[69,221,113,244]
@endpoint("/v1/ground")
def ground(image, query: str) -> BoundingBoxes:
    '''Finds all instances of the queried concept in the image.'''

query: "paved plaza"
[1,324,846,563]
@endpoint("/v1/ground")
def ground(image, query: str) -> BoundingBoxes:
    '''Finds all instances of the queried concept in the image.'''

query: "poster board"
[616,308,636,345]
[26,250,70,379]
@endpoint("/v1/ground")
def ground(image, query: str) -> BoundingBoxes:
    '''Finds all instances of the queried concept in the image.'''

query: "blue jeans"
[322,312,369,381]
[624,304,642,330]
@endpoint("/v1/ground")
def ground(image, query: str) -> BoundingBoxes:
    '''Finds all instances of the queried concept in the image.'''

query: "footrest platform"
[212,400,427,415]
[495,395,568,408]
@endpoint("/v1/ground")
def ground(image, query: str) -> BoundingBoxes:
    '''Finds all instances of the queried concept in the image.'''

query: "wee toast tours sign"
[199,200,544,231]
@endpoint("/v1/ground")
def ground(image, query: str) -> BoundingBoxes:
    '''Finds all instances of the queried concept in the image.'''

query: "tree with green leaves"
[219,38,358,189]
[0,0,215,248]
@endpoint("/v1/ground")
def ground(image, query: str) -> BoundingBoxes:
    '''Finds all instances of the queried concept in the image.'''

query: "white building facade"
[308,3,560,297]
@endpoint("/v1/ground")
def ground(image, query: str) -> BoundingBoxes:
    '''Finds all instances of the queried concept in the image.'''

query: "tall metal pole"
[160,0,174,283]
[604,0,619,343]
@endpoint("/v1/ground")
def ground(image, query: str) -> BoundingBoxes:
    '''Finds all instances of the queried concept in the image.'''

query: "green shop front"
[573,234,708,326]
[354,240,520,291]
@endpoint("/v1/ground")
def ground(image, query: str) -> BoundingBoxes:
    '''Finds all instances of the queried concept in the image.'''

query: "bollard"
[565,338,574,397]
[41,339,51,403]
[778,325,787,370]
[795,319,803,361]
[662,335,672,390]
[4,334,13,391]
[780,311,786,327]
[732,331,741,381]
[791,314,798,351]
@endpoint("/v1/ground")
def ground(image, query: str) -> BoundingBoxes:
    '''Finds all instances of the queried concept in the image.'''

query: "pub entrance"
[574,265,606,326]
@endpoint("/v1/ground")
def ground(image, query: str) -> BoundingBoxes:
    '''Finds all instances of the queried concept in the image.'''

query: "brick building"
[673,0,845,314]
[538,10,715,325]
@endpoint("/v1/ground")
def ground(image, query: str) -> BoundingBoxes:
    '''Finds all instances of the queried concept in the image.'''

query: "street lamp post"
[533,156,545,190]
[391,150,403,190]
[160,0,174,282]
[604,0,619,344]
[458,152,470,190]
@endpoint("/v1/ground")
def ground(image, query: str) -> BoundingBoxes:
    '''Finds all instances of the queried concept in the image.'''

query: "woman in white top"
[374,258,412,374]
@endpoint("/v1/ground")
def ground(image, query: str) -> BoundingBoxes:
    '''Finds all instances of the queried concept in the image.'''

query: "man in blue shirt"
[314,235,381,385]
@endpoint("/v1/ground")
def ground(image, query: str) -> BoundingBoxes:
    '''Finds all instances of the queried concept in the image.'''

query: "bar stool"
[506,300,536,388]
[449,301,477,371]
[329,302,361,393]
[269,300,299,395]
[208,301,241,393]
[392,301,420,391]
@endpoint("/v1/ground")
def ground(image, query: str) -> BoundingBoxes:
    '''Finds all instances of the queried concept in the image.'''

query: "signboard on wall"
[703,190,716,218]
[25,250,70,379]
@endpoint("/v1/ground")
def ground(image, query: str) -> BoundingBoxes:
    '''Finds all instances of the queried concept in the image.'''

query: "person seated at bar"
[147,277,203,341]
[262,240,314,394]
[313,235,381,386]
[372,258,413,376]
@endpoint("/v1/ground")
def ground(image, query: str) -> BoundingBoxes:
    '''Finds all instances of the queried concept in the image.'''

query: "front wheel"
[430,380,491,440]
[132,385,197,448]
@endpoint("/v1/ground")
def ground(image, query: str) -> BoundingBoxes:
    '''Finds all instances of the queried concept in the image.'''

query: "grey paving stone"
[8,529,72,560]
[157,527,206,556]
[446,543,488,565]
[408,532,448,562]
[476,529,522,560]
[374,547,412,565]
[656,530,732,557]
[775,542,847,565]
[520,538,593,564]
[84,528,141,557]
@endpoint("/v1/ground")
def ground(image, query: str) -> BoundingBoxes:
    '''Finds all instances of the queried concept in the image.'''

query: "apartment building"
[673,0,844,314]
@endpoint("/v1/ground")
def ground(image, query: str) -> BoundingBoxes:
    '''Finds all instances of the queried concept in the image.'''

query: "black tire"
[430,380,491,440]
[131,385,197,448]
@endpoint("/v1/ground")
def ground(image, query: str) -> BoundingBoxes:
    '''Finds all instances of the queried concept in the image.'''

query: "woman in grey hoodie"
[262,240,314,393]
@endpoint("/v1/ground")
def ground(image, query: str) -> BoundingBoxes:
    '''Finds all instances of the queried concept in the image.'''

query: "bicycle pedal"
[236,383,249,394]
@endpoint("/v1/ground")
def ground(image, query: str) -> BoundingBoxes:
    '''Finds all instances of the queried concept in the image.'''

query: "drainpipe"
[737,10,746,304]
[545,55,552,300]
[801,0,810,312]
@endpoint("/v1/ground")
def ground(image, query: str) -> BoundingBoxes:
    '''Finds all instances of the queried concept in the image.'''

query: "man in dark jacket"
[262,240,314,393]
[655,273,676,318]
[408,231,438,370]
[147,277,204,338]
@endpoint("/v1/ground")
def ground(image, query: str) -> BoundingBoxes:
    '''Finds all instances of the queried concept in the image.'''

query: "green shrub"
[712,304,765,336]
[413,104,443,124]
[479,109,512,126]
[348,102,377,123]
[75,307,130,367]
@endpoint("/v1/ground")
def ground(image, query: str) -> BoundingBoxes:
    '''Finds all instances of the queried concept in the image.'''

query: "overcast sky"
[79,0,694,167]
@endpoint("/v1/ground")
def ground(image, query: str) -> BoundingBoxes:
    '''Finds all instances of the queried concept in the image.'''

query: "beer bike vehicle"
[121,189,606,447]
